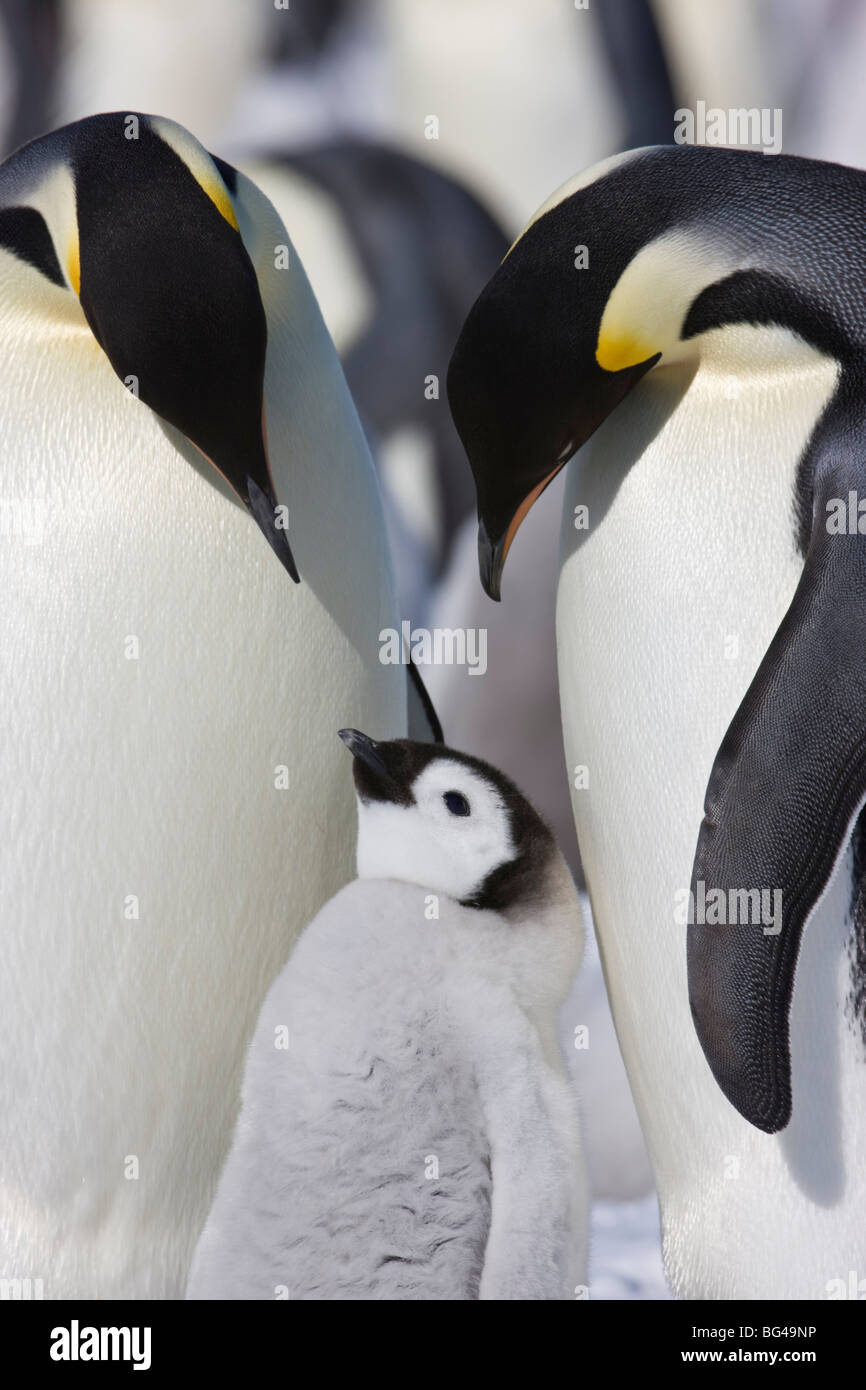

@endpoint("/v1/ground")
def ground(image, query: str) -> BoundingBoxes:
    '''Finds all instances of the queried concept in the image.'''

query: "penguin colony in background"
[188,731,586,1301]
[448,143,866,1298]
[0,111,441,1299]
[243,141,509,617]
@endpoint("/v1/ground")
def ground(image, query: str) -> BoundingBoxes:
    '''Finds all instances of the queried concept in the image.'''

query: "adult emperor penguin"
[0,111,437,1299]
[448,144,866,1298]
[187,730,586,1301]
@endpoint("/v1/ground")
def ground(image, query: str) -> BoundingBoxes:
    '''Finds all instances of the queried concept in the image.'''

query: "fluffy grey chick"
[187,731,587,1300]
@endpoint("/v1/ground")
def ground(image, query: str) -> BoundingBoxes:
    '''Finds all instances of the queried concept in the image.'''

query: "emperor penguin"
[0,111,436,1299]
[187,730,586,1301]
[447,144,866,1298]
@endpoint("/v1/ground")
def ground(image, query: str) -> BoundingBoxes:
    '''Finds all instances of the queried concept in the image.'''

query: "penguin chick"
[187,732,587,1301]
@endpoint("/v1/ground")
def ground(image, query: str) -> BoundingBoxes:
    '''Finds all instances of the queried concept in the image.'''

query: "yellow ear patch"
[66,238,80,295]
[596,330,657,373]
[196,171,239,232]
[149,116,239,233]
[595,231,743,376]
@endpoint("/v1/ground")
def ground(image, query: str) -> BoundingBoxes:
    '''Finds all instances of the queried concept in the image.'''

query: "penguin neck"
[495,848,584,1027]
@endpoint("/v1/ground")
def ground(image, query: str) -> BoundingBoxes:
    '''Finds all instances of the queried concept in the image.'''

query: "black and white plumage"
[187,732,586,1301]
[448,144,866,1297]
[0,111,439,1299]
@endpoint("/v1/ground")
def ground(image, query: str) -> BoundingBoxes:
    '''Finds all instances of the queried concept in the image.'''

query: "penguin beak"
[194,426,298,581]
[448,244,662,602]
[478,519,508,604]
[238,473,298,583]
[471,362,657,603]
[338,729,395,787]
[477,463,566,602]
[234,401,298,582]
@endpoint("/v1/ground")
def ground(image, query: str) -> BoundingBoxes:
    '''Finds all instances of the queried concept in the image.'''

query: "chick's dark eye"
[444,790,470,817]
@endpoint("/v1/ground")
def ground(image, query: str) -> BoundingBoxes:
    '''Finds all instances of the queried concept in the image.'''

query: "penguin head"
[447,151,671,600]
[447,144,844,599]
[338,729,559,914]
[0,111,297,579]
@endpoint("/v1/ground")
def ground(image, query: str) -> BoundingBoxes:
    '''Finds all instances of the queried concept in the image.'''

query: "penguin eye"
[557,438,575,463]
[443,791,471,817]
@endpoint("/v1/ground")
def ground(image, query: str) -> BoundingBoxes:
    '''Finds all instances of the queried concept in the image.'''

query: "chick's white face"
[355,758,516,903]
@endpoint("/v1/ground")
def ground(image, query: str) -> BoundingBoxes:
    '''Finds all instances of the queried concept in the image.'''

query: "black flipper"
[688,415,866,1132]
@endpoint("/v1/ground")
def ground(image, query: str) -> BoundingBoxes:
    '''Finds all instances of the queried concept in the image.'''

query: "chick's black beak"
[338,729,395,786]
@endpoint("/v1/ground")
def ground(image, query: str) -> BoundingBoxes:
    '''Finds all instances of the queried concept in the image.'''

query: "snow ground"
[590,1193,671,1300]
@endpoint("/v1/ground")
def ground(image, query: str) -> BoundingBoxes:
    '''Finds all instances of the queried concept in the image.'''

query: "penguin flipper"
[688,437,866,1132]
